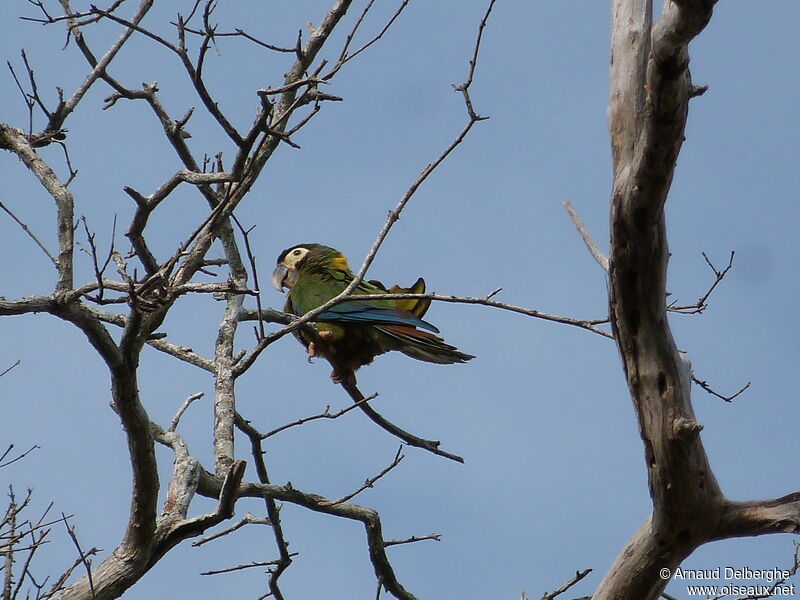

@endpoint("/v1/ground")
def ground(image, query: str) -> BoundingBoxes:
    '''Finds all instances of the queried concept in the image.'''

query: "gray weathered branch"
[591,1,785,599]
[196,468,420,600]
[0,124,74,293]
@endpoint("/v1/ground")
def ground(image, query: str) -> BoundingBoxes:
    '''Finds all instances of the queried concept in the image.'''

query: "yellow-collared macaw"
[271,243,473,384]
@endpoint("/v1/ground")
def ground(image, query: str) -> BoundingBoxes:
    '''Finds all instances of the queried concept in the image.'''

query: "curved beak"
[272,264,290,292]
[272,263,302,292]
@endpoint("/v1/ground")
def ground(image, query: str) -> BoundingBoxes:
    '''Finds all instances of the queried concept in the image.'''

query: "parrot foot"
[308,331,335,361]
[330,368,357,386]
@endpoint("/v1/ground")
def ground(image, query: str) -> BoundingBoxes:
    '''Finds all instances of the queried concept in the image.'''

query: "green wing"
[289,270,439,333]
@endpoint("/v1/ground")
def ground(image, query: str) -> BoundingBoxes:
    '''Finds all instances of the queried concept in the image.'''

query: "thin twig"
[321,447,404,506]
[61,513,96,599]
[384,533,441,547]
[47,547,102,599]
[46,0,155,137]
[668,251,734,314]
[234,414,293,599]
[301,292,612,338]
[168,392,204,431]
[2,513,74,541]
[6,58,35,135]
[201,557,294,576]
[349,8,493,298]
[231,216,265,339]
[12,527,48,600]
[235,0,503,368]
[335,0,375,64]
[539,569,592,600]
[451,0,495,120]
[724,541,800,600]
[21,48,52,121]
[564,201,609,272]
[692,376,751,403]
[0,361,21,379]
[340,379,465,463]
[3,497,16,600]
[260,393,378,439]
[77,215,116,302]
[21,0,126,25]
[0,445,39,469]
[86,5,180,54]
[310,0,496,331]
[172,20,299,53]
[324,0,411,80]
[192,513,271,547]
[238,286,611,384]
[0,199,58,265]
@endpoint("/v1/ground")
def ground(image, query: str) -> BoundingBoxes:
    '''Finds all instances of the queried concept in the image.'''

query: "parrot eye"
[282,246,309,268]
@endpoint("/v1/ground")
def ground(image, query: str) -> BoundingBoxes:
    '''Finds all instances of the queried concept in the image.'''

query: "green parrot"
[271,243,474,384]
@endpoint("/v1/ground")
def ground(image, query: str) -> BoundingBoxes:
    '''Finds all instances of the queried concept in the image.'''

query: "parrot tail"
[377,325,474,365]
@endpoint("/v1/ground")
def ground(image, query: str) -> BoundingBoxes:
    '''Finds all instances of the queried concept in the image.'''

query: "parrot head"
[271,243,351,292]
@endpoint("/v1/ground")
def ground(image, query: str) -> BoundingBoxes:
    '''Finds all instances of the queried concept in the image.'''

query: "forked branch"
[596,0,723,598]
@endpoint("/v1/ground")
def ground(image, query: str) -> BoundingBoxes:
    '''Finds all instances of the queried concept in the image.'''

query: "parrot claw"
[330,368,357,386]
[308,332,336,362]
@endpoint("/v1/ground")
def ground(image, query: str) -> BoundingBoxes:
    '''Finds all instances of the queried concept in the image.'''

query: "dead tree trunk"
[596,1,800,598]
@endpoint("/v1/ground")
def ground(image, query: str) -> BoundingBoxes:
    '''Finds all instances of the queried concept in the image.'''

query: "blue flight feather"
[315,301,441,334]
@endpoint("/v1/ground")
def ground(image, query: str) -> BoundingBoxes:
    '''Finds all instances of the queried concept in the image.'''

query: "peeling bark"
[594,0,800,597]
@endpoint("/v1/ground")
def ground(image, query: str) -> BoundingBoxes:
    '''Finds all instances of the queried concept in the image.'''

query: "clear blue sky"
[1,2,798,598]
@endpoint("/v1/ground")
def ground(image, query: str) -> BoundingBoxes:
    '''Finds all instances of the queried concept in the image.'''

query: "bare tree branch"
[0,445,39,469]
[323,0,412,80]
[564,200,608,272]
[0,199,58,266]
[0,124,74,293]
[338,378,465,464]
[168,393,204,432]
[191,514,271,548]
[383,534,441,548]
[349,0,493,294]
[234,415,292,599]
[691,376,750,403]
[0,361,21,380]
[668,252,734,314]
[595,1,727,598]
[259,393,379,439]
[61,514,97,600]
[197,470,422,600]
[200,558,289,576]
[308,292,612,338]
[321,447,404,506]
[539,568,593,600]
[46,0,155,139]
